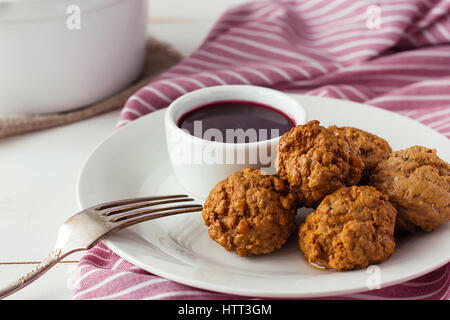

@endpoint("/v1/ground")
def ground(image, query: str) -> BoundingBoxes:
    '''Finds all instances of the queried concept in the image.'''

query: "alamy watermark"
[366,265,382,290]
[366,5,382,30]
[169,121,279,166]
[66,5,81,30]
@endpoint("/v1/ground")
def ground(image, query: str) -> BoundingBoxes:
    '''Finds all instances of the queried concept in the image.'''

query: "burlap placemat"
[0,37,182,139]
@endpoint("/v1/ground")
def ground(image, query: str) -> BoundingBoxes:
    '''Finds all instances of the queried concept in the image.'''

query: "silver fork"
[0,194,203,299]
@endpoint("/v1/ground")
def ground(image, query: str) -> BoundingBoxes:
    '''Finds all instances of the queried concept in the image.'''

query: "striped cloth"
[74,0,450,300]
[73,243,449,300]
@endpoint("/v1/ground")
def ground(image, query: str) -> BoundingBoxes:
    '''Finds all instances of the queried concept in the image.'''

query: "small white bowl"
[164,85,307,199]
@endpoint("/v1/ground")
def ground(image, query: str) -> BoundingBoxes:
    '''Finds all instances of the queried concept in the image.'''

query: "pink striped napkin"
[74,0,450,300]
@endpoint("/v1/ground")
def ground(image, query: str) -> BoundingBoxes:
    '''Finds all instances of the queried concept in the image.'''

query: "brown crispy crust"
[276,120,364,208]
[202,168,297,257]
[370,146,450,232]
[328,126,392,181]
[299,186,397,271]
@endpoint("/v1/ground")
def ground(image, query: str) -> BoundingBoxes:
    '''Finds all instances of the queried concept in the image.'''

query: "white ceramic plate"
[77,94,450,298]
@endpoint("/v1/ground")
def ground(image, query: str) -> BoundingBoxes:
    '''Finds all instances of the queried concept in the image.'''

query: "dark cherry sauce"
[178,100,296,143]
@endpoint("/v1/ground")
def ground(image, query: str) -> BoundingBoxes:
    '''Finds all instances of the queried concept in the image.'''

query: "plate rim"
[101,230,450,298]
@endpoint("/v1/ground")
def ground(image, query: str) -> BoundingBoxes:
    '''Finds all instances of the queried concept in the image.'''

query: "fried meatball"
[328,126,391,180]
[370,146,450,232]
[299,186,397,271]
[202,168,297,257]
[395,214,417,233]
[276,120,364,208]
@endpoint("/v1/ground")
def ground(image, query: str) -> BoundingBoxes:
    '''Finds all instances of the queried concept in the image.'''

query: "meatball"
[202,168,297,257]
[370,146,450,232]
[328,126,391,181]
[299,186,397,271]
[276,120,364,208]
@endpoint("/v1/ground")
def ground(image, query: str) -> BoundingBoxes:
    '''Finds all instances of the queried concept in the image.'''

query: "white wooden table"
[0,0,249,300]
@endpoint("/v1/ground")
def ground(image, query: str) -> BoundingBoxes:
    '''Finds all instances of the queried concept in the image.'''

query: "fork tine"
[111,206,203,232]
[94,194,189,211]
[102,198,195,216]
[109,203,203,223]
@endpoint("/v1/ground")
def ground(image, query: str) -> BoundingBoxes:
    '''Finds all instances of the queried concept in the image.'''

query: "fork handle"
[0,248,63,299]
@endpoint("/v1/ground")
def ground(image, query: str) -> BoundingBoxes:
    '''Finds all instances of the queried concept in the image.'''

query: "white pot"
[0,0,148,114]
